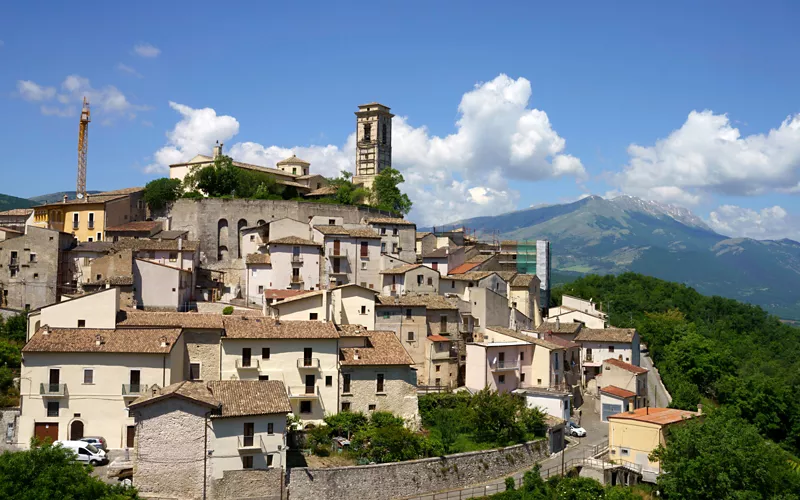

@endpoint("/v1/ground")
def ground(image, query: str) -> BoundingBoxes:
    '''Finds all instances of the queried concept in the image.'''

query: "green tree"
[0,442,138,499]
[143,178,182,211]
[371,167,412,215]
[2,312,27,343]
[651,407,800,498]
[323,411,369,438]
[434,408,462,453]
[469,388,529,445]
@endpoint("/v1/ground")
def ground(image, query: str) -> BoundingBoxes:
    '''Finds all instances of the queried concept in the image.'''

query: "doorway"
[70,420,84,440]
[305,374,315,394]
[126,425,135,448]
[34,422,58,443]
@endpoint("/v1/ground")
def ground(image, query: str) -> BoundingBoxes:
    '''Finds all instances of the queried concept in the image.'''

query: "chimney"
[160,336,169,348]
[95,334,105,346]
[178,236,183,251]
[63,194,68,203]
[354,349,360,360]
[213,141,223,159]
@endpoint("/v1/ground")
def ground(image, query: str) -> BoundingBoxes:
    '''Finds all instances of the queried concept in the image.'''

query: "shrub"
[505,477,516,491]
[324,412,369,438]
[222,306,234,315]
[370,411,404,428]
[144,177,182,211]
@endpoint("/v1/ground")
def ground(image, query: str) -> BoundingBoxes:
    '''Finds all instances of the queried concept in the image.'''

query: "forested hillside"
[554,273,800,456]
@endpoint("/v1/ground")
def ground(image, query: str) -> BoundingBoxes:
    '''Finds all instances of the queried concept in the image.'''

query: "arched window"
[237,219,248,259]
[218,219,229,260]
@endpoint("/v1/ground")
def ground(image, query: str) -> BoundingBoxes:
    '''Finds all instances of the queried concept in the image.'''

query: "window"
[96,233,102,241]
[47,401,59,417]
[608,346,615,353]
[620,448,630,457]
[309,313,318,320]
[267,422,274,435]
[258,285,264,294]
[341,402,351,412]
[451,281,455,289]
[381,242,386,253]
[242,348,252,367]
[440,316,447,333]
[267,454,274,467]
[258,375,269,381]
[417,274,423,285]
[189,363,201,380]
[406,331,415,341]
[537,379,542,385]
[325,376,333,387]
[77,319,86,328]
[519,352,524,361]
[243,422,254,447]
[376,374,385,393]
[406,308,412,319]
[29,253,37,263]
[33,273,38,279]
[393,243,398,253]
[360,241,368,257]
[360,305,367,315]
[380,227,386,235]
[300,401,312,414]
[262,348,270,360]
[87,238,93,242]
[521,373,526,382]
[498,375,505,384]
[392,228,398,236]
[382,311,390,319]
[368,404,376,411]
[343,374,351,393]
[83,368,94,384]
[329,219,336,225]
[435,378,441,386]
[169,252,178,262]
[361,261,367,270]
[250,235,255,241]
[292,167,297,174]
[427,277,433,286]
[435,365,441,373]
[242,456,253,469]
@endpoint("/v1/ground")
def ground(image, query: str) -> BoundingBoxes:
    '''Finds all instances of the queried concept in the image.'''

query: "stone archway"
[70,420,84,440]
[237,219,248,259]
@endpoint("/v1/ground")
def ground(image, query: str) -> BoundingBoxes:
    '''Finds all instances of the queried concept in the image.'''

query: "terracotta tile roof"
[603,358,648,374]
[511,274,537,287]
[84,275,134,286]
[36,188,144,208]
[246,253,271,265]
[151,230,189,240]
[0,208,34,216]
[0,226,22,234]
[600,386,637,399]
[23,327,181,354]
[541,333,580,349]
[117,311,225,329]
[276,154,310,166]
[305,186,338,197]
[575,328,637,343]
[500,240,517,246]
[446,271,496,281]
[427,334,450,342]
[337,324,372,337]
[271,290,323,305]
[346,227,381,238]
[339,331,414,366]
[96,187,145,196]
[223,317,339,339]
[130,380,291,417]
[111,239,199,252]
[208,380,292,417]
[269,236,321,247]
[495,271,518,281]
[72,241,113,253]
[487,326,563,350]
[422,247,451,258]
[467,254,493,264]
[376,294,457,310]
[380,263,423,275]
[607,407,700,426]
[535,322,583,334]
[314,225,350,235]
[106,221,162,232]
[364,217,415,226]
[448,261,480,275]
[416,232,432,240]
[264,289,308,300]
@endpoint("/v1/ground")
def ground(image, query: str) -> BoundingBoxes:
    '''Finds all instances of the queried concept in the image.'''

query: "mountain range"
[446,195,800,319]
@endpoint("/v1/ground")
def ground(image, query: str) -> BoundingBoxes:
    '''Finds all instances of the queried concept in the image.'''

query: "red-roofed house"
[596,358,649,421]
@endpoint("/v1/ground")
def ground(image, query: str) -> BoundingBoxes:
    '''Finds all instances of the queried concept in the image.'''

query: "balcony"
[328,267,348,276]
[329,248,347,258]
[359,252,370,260]
[237,435,266,454]
[40,383,68,397]
[297,358,321,370]
[431,349,457,361]
[291,255,303,265]
[489,360,520,371]
[122,384,146,398]
[236,359,260,370]
[288,385,321,400]
[290,276,304,284]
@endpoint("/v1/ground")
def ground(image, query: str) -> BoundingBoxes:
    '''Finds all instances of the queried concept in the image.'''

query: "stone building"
[130,380,289,500]
[312,224,382,290]
[363,217,417,263]
[0,208,33,233]
[338,328,418,424]
[0,225,74,310]
[379,263,440,296]
[353,103,393,190]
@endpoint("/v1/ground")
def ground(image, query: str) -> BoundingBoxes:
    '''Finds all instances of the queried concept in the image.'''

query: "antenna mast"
[76,96,91,199]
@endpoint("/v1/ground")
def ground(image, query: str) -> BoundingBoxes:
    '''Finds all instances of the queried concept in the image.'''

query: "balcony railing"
[290,276,304,284]
[490,360,520,371]
[328,267,347,276]
[40,383,68,397]
[236,359,260,370]
[122,384,146,397]
[9,258,18,268]
[291,255,303,264]
[329,248,347,258]
[88,222,95,230]
[431,349,457,361]
[287,385,321,399]
[297,358,321,369]
[237,435,266,454]
[360,252,370,260]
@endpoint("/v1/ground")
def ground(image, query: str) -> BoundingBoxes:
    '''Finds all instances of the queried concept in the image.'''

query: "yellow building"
[608,407,701,481]
[32,188,145,243]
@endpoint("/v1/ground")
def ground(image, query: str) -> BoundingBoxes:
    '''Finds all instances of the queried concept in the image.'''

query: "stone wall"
[339,365,419,425]
[212,469,283,500]
[183,329,223,381]
[288,439,548,500]
[0,407,20,452]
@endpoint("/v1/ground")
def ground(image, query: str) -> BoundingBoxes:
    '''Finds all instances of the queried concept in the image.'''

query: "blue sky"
[3,1,800,238]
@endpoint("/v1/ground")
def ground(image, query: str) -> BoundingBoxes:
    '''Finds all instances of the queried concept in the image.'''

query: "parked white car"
[55,440,108,466]
[567,421,586,437]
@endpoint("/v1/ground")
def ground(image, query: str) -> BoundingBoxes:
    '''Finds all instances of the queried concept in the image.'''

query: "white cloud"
[40,105,75,117]
[133,43,160,58]
[17,80,56,101]
[615,110,800,205]
[144,102,240,173]
[146,75,582,225]
[117,63,143,78]
[708,204,799,241]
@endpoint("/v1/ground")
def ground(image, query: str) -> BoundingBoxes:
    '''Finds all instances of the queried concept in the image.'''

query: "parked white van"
[55,440,108,465]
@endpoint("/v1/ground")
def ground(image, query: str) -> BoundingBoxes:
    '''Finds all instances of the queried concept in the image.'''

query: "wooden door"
[34,422,58,443]
[126,425,135,448]
[70,420,84,440]
[333,240,340,255]
[305,374,315,393]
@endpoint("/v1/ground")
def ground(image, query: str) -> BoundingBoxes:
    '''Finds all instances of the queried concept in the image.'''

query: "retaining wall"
[288,439,548,500]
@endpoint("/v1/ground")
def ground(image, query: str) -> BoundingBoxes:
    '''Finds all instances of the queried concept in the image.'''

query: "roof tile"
[223,317,339,339]
[23,327,181,354]
[339,331,414,366]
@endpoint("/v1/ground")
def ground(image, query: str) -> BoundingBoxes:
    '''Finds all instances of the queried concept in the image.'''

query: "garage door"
[602,403,623,422]
[34,422,59,444]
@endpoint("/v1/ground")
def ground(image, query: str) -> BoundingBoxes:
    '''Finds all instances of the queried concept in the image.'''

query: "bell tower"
[353,102,393,190]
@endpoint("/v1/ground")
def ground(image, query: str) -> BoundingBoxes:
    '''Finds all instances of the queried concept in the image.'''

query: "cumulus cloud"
[133,43,160,58]
[16,75,149,119]
[144,102,240,173]
[117,63,143,78]
[708,204,799,241]
[615,110,800,205]
[146,75,582,224]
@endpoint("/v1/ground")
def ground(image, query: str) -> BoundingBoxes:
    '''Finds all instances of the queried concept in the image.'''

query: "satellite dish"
[76,193,84,199]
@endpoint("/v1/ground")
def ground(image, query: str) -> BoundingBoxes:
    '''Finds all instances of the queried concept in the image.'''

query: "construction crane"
[76,96,90,199]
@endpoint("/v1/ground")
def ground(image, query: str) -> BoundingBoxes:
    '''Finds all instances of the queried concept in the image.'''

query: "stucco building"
[574,328,640,386]
[363,217,417,263]
[548,294,608,329]
[311,224,382,290]
[0,208,34,233]
[380,263,440,296]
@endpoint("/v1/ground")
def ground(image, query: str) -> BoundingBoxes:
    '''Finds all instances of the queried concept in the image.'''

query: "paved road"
[640,349,671,408]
